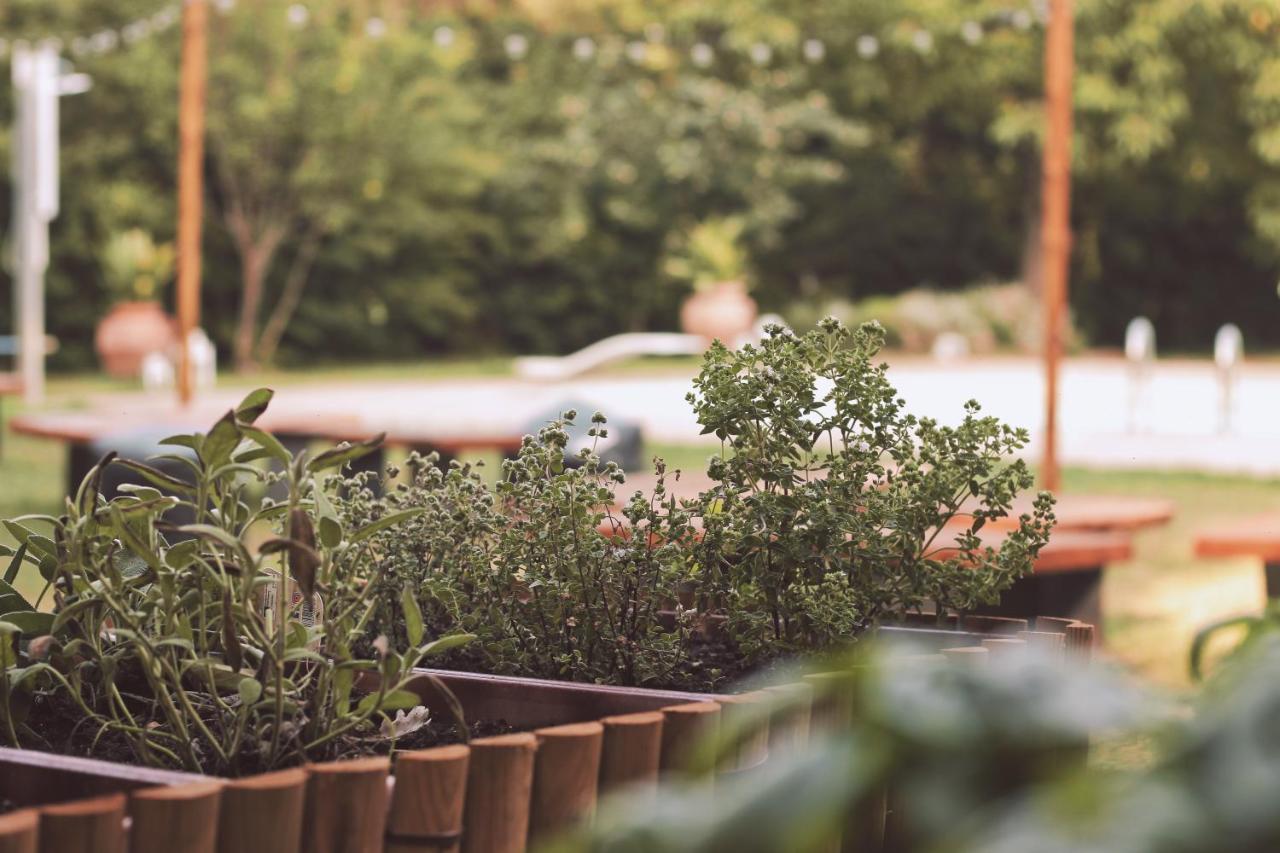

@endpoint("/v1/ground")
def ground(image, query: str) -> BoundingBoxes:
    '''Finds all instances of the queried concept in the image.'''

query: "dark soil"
[18,691,513,778]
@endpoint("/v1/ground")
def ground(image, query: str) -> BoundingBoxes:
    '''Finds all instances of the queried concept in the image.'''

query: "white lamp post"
[9,41,90,403]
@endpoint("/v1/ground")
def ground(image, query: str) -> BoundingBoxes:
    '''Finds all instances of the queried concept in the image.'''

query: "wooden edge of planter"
[941,646,990,667]
[218,768,309,853]
[712,691,772,775]
[410,667,714,730]
[462,733,537,853]
[129,780,224,853]
[0,808,38,853]
[528,722,605,843]
[597,711,664,798]
[659,701,722,777]
[762,683,814,757]
[387,745,470,853]
[37,793,127,853]
[302,757,391,853]
[0,747,204,808]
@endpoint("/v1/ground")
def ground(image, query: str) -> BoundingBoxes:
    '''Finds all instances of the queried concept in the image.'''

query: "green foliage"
[561,637,1280,852]
[1188,597,1280,681]
[687,320,1054,659]
[0,389,471,775]
[663,217,752,291]
[358,319,1051,690]
[101,229,175,302]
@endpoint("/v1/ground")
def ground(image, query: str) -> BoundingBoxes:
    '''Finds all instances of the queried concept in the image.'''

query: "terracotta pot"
[679,280,758,345]
[94,301,178,378]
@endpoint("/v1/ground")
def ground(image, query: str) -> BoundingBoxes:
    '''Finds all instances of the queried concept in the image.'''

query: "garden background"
[3,0,1280,372]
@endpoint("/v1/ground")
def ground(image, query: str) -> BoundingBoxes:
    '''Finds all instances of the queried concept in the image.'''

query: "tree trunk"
[228,214,286,373]
[255,229,322,366]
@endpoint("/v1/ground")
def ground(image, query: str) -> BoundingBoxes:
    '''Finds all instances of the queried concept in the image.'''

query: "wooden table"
[10,406,524,496]
[1195,514,1280,598]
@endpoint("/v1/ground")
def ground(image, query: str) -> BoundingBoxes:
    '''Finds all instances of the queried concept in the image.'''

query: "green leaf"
[235,388,274,424]
[418,633,475,658]
[282,648,326,664]
[112,459,197,496]
[180,524,245,553]
[349,508,427,544]
[238,677,263,706]
[239,426,290,465]
[307,434,385,474]
[318,516,343,549]
[76,451,117,518]
[1,612,54,636]
[158,434,200,451]
[201,410,243,470]
[401,587,424,647]
[3,544,28,586]
[356,688,422,716]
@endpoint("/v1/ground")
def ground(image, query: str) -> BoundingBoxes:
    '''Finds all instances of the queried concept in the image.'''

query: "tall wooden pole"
[176,0,210,405]
[1039,0,1074,492]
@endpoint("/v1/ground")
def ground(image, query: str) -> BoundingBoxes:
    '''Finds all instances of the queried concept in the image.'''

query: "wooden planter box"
[0,617,1092,853]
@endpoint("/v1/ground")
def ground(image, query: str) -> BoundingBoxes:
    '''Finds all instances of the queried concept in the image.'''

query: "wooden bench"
[1195,514,1280,598]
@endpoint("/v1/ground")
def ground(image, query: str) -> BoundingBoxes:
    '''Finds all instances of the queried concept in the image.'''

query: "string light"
[2,2,1042,70]
[503,33,529,60]
[749,42,773,66]
[572,36,596,61]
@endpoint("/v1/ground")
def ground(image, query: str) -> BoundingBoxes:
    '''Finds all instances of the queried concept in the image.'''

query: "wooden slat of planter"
[0,750,202,808]
[959,614,1029,635]
[659,702,721,777]
[1034,616,1077,634]
[129,780,223,853]
[803,672,856,735]
[462,733,536,853]
[301,757,391,853]
[386,745,469,853]
[528,722,604,844]
[942,646,990,667]
[981,637,1028,658]
[763,683,813,758]
[217,768,308,853]
[1018,630,1067,659]
[1066,623,1095,658]
[597,712,664,798]
[715,692,771,775]
[38,793,126,853]
[0,809,37,853]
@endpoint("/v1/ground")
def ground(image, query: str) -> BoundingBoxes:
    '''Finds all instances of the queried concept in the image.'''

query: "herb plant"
[358,319,1054,691]
[0,390,471,775]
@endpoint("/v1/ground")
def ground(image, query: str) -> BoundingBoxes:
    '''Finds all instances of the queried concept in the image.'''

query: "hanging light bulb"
[691,42,715,67]
[625,40,647,64]
[433,26,455,48]
[286,4,309,28]
[1011,9,1034,30]
[856,34,879,59]
[749,42,773,65]
[213,0,236,13]
[802,38,826,63]
[572,36,596,61]
[961,21,984,45]
[911,30,934,54]
[365,17,387,39]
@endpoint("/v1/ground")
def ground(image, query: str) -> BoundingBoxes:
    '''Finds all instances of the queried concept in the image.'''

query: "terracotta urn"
[679,280,758,345]
[95,301,179,378]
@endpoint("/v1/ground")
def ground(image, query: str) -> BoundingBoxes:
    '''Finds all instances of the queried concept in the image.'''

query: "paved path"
[66,355,1280,476]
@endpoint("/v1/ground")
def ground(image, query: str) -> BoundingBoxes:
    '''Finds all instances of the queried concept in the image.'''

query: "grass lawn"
[3,366,1278,691]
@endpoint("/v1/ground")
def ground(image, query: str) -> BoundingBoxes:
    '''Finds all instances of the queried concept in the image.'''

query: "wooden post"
[0,809,38,853]
[301,757,391,853]
[129,780,224,853]
[1040,0,1075,492]
[387,745,470,853]
[597,712,664,798]
[527,722,604,844]
[217,768,308,853]
[176,0,210,405]
[38,794,126,853]
[461,733,537,853]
